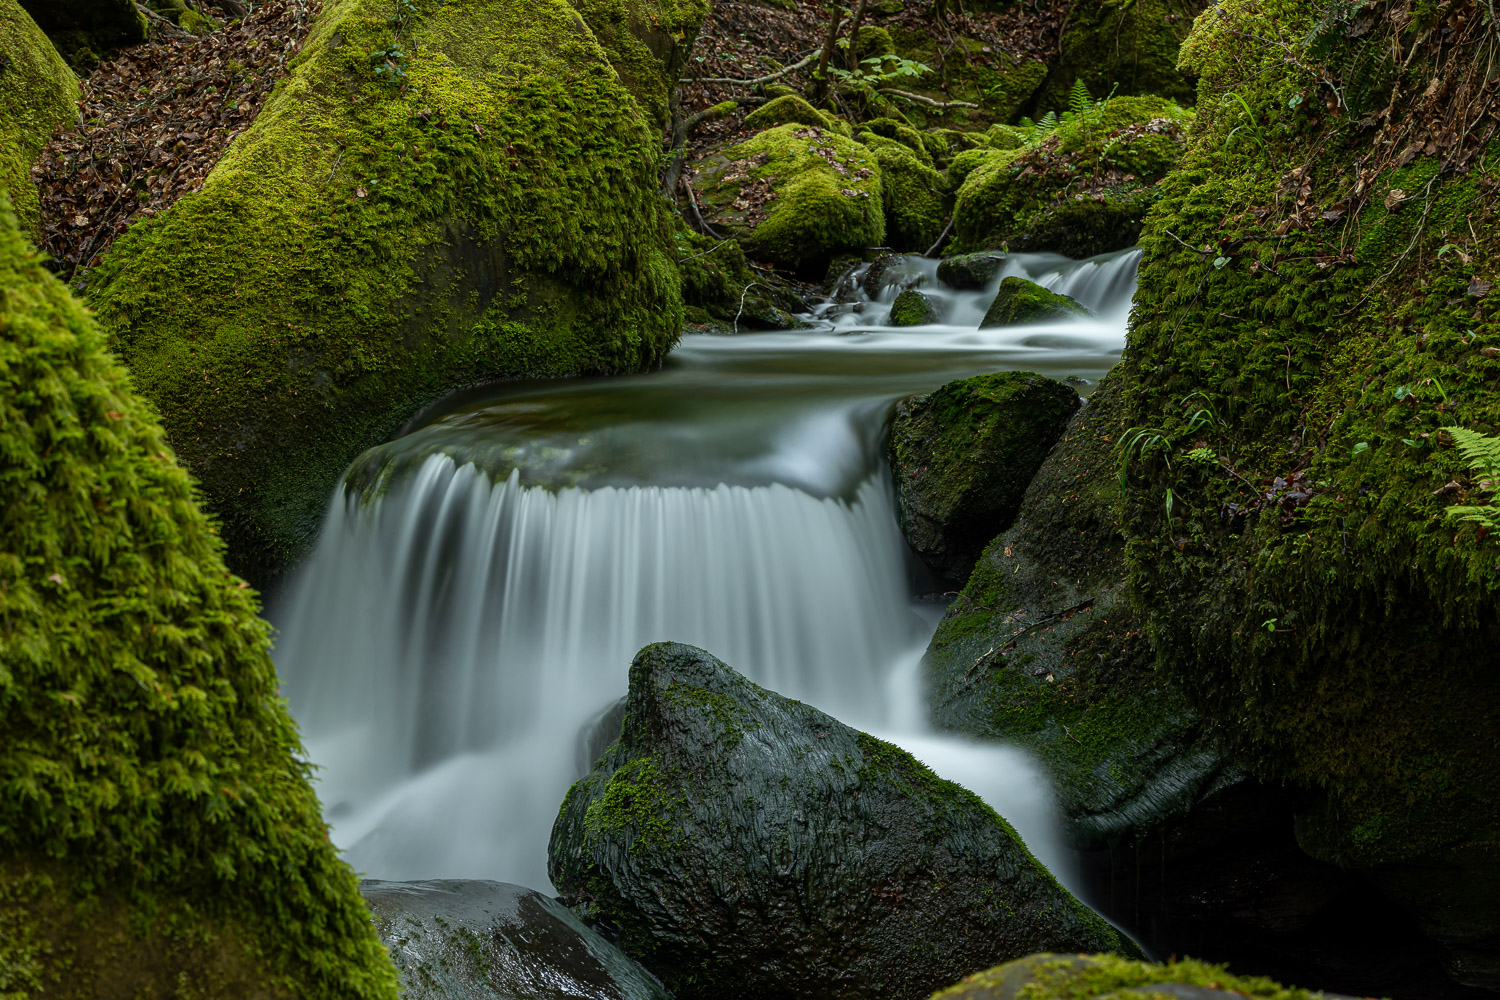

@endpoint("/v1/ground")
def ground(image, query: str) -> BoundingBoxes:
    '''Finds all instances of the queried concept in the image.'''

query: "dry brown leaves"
[33,0,319,283]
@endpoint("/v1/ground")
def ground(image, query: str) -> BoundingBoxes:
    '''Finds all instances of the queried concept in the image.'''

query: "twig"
[688,52,818,87]
[876,88,978,109]
[734,282,766,334]
[679,239,733,264]
[923,218,954,258]
[681,175,720,239]
[135,2,192,35]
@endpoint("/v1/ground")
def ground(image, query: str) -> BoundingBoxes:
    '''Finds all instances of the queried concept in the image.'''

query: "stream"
[268,248,1142,897]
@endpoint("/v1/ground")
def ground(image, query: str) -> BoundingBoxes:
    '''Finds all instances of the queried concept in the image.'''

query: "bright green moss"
[744,94,836,131]
[696,123,885,274]
[951,96,1192,256]
[931,952,1344,1000]
[860,131,947,251]
[889,287,937,326]
[567,0,710,127]
[1114,0,1500,961]
[0,197,397,997]
[87,0,685,584]
[0,0,78,238]
[981,276,1090,327]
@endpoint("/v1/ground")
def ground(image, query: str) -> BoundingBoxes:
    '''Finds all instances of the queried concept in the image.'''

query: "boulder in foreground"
[549,642,1126,1000]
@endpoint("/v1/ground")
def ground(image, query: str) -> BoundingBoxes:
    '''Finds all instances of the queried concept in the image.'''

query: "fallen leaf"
[1468,278,1492,299]
[1384,188,1407,211]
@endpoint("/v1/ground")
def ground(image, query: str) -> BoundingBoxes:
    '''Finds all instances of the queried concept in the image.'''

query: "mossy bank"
[0,0,79,237]
[1115,0,1500,983]
[87,0,700,583]
[0,196,397,997]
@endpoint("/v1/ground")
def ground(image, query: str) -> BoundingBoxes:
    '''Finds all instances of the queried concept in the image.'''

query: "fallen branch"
[923,218,954,258]
[687,51,818,87]
[135,2,192,35]
[661,95,765,197]
[877,88,978,109]
[682,175,720,240]
[734,282,767,334]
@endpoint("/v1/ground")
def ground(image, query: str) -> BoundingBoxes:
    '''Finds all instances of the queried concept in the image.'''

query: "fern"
[1444,426,1500,530]
[1069,77,1093,118]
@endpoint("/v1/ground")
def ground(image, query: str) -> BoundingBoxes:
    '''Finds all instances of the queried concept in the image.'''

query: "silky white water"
[270,249,1141,894]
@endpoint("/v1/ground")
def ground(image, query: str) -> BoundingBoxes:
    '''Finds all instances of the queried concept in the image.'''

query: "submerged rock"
[87,0,696,584]
[890,371,1080,585]
[693,123,884,274]
[937,251,1006,290]
[980,277,1092,328]
[363,880,670,1000]
[0,196,396,996]
[549,642,1128,1000]
[0,0,79,236]
[890,287,938,326]
[930,952,1359,1000]
[924,373,1236,850]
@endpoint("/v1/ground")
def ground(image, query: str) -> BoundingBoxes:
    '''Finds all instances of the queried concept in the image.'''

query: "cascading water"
[269,249,1142,895]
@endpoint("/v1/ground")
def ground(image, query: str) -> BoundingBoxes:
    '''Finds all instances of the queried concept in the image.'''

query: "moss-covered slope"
[930,952,1348,1000]
[0,197,397,998]
[87,0,685,583]
[568,0,709,127]
[0,0,78,237]
[1115,0,1500,983]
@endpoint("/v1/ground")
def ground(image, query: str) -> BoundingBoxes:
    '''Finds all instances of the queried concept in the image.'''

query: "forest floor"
[33,0,318,286]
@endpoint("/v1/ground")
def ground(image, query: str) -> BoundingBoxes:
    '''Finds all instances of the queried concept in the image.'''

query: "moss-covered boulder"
[952,97,1192,258]
[549,642,1128,1000]
[87,0,688,584]
[1032,0,1208,114]
[930,952,1350,1000]
[937,251,1006,290]
[0,198,396,997]
[861,130,948,252]
[674,218,810,330]
[744,93,837,131]
[570,0,708,127]
[692,123,884,274]
[1115,0,1500,984]
[925,374,1237,849]
[981,276,1091,328]
[890,286,938,326]
[363,879,671,999]
[17,0,145,68]
[890,371,1080,585]
[0,0,78,237]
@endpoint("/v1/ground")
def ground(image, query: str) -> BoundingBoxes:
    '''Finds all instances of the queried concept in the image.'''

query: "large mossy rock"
[981,276,1092,327]
[1033,0,1208,113]
[1115,0,1500,984]
[951,96,1192,258]
[937,251,1007,290]
[0,199,396,997]
[890,287,938,326]
[890,372,1080,585]
[17,0,145,67]
[929,952,1355,1000]
[87,0,689,584]
[0,0,78,237]
[549,642,1128,1000]
[569,0,708,127]
[692,123,885,274]
[860,130,948,252]
[925,374,1237,850]
[363,880,671,1000]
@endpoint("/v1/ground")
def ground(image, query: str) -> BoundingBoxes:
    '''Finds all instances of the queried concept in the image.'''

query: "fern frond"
[1447,426,1500,483]
[1069,77,1092,117]
[1037,110,1058,134]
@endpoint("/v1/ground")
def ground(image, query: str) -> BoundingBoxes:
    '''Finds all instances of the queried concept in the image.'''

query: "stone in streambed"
[937,251,1006,290]
[548,642,1128,1000]
[890,371,1080,586]
[981,277,1092,328]
[889,287,938,326]
[363,879,671,1000]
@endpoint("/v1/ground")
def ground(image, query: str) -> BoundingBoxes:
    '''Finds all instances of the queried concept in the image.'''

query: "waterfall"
[271,249,1141,896]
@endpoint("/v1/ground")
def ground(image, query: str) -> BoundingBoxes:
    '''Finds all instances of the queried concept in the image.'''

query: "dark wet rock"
[889,287,938,326]
[549,642,1128,1000]
[923,374,1236,849]
[937,251,1007,290]
[890,371,1079,586]
[362,880,670,1000]
[861,251,919,297]
[980,277,1092,328]
[930,951,1362,1000]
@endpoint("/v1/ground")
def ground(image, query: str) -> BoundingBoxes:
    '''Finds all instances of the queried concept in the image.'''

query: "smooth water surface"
[270,250,1140,893]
